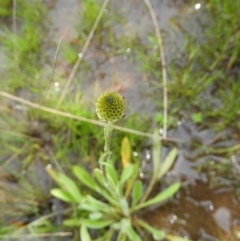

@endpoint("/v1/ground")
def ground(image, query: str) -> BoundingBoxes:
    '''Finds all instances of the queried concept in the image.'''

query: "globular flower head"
[96,91,125,122]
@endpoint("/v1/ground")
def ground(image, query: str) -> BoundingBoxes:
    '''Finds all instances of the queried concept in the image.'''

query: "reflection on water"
[194,3,201,10]
[144,181,240,240]
[213,207,231,232]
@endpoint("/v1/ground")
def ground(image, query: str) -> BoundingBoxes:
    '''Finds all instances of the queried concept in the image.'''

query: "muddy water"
[141,121,240,240]
[144,182,240,240]
[46,0,240,240]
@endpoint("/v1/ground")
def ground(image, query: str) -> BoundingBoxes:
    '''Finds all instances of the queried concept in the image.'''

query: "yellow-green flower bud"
[96,91,125,122]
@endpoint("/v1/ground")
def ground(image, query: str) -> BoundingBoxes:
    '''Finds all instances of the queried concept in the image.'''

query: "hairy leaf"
[58,173,82,202]
[137,219,165,240]
[135,182,181,210]
[50,188,76,203]
[73,165,97,191]
[81,219,113,229]
[120,164,134,185]
[131,180,143,207]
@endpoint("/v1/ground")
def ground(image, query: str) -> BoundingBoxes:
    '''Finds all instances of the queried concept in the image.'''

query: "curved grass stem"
[0,91,184,143]
[57,0,110,107]
[144,0,168,138]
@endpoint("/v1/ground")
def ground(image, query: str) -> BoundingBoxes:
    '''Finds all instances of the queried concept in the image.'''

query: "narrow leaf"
[58,173,82,202]
[121,136,131,167]
[73,165,97,191]
[131,180,143,207]
[86,195,111,211]
[120,164,134,185]
[97,162,119,190]
[93,169,120,205]
[80,225,92,241]
[137,219,165,240]
[106,159,118,185]
[89,212,103,220]
[125,226,141,241]
[118,198,129,217]
[94,168,120,200]
[99,160,113,168]
[158,148,178,179]
[81,219,113,229]
[81,203,98,212]
[50,188,76,203]
[93,168,105,187]
[112,221,122,230]
[124,163,140,199]
[80,198,113,214]
[135,182,181,210]
[63,218,81,227]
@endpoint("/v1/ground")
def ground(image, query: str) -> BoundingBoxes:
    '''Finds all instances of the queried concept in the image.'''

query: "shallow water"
[144,181,240,240]
[143,121,240,240]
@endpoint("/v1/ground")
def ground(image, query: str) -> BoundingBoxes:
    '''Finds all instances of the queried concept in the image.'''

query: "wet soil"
[46,0,208,116]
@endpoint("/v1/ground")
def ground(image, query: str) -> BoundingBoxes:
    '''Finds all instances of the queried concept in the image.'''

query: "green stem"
[100,121,113,184]
[104,121,113,152]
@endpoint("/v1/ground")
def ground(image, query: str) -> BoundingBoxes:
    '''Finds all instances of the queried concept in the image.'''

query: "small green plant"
[95,91,125,183]
[47,91,183,240]
[191,112,203,124]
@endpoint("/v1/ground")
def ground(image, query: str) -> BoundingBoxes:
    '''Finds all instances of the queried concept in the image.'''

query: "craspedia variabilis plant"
[96,91,125,123]
[96,91,125,183]
[47,92,182,241]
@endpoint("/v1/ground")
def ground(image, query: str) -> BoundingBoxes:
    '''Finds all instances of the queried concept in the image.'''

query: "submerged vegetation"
[0,0,240,240]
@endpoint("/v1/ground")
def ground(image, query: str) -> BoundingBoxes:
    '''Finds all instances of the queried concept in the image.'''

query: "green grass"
[0,0,47,92]
[0,0,12,17]
[131,0,240,131]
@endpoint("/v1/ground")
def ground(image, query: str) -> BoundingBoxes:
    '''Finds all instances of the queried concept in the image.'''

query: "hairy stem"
[104,121,113,152]
[100,121,113,184]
